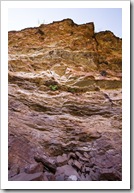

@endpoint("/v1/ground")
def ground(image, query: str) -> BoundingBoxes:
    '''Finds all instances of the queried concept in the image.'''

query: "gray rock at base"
[80,173,92,181]
[9,172,44,181]
[44,171,55,181]
[55,165,80,181]
[90,170,99,181]
[67,175,77,181]
[43,173,48,181]
[55,174,65,181]
[24,163,44,174]
[8,165,20,178]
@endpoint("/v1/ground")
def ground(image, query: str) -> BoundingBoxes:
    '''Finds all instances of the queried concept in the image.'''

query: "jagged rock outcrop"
[8,19,122,181]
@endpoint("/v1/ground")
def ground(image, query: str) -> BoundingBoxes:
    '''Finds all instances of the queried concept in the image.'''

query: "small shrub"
[49,85,58,91]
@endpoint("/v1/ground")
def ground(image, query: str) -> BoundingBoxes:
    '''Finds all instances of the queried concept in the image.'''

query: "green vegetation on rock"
[49,84,58,91]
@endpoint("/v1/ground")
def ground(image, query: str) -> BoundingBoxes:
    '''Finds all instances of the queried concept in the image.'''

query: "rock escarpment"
[8,19,122,181]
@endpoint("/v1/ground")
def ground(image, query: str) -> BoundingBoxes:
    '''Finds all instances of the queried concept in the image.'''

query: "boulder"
[34,154,56,173]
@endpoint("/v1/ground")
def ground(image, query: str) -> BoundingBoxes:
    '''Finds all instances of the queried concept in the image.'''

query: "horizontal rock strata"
[8,19,122,181]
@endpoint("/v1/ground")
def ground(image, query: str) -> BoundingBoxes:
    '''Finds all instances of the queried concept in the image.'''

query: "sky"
[8,8,122,37]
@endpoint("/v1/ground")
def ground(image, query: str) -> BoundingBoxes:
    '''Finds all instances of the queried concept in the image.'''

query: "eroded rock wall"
[8,19,122,181]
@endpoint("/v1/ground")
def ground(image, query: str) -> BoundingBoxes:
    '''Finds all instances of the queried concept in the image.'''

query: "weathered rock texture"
[8,19,122,181]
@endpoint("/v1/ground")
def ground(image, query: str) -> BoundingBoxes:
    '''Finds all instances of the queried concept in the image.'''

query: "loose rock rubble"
[8,19,122,181]
[9,150,121,181]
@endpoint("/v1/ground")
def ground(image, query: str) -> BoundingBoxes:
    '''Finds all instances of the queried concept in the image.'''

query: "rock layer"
[8,19,122,181]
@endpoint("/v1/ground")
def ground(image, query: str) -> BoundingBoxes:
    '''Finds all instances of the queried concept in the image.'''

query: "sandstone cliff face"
[8,19,122,181]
